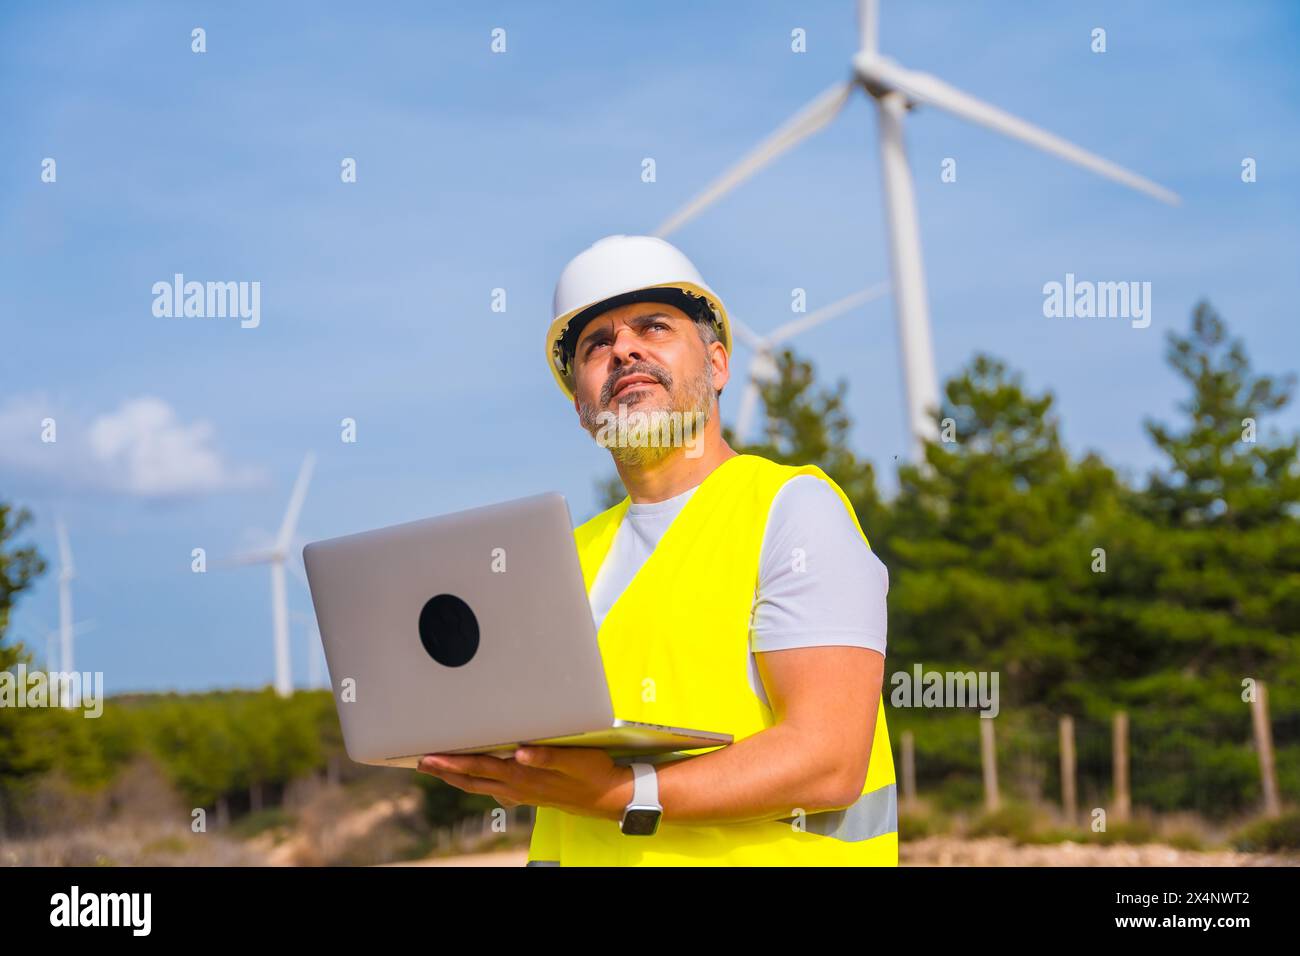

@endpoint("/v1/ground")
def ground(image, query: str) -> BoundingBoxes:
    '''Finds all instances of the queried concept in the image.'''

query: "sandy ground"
[389,839,1300,867]
[900,836,1300,867]
[384,848,531,867]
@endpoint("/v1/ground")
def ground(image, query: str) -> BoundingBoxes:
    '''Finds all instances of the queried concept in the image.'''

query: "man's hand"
[416,746,633,822]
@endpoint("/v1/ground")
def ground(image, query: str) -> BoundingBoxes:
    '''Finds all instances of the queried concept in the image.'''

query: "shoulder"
[752,474,889,654]
[763,474,864,549]
[766,471,872,547]
[761,473,887,588]
[771,472,850,517]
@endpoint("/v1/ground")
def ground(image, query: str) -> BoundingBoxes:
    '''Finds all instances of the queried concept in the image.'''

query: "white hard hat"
[545,234,732,401]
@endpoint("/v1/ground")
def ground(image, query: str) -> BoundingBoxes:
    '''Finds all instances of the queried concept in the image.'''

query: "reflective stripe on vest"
[527,784,898,864]
[779,782,898,842]
[525,453,898,866]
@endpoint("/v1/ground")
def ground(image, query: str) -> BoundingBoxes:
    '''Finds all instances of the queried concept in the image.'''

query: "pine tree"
[728,348,885,534]
[1143,300,1299,530]
[882,353,1122,709]
[0,503,50,831]
[1110,302,1300,812]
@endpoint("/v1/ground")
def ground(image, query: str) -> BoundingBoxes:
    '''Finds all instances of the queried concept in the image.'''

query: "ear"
[709,341,731,392]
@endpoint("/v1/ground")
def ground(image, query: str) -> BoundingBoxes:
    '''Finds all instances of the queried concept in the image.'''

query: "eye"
[650,322,670,332]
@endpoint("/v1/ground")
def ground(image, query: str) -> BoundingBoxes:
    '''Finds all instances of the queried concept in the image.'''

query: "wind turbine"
[54,519,78,707]
[655,0,1180,461]
[219,453,315,698]
[731,282,889,440]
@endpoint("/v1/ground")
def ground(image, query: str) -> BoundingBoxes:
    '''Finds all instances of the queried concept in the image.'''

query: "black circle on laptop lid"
[418,593,480,667]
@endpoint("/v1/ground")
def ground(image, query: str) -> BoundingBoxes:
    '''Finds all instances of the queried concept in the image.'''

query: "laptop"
[302,492,733,769]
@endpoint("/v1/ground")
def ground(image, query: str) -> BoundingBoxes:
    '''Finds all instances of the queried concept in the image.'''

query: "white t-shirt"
[587,473,889,709]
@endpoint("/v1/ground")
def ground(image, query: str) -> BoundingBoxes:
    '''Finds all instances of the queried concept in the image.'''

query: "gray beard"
[578,355,714,467]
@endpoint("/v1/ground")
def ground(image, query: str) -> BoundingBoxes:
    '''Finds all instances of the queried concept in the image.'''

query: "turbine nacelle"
[750,351,780,386]
[852,54,914,106]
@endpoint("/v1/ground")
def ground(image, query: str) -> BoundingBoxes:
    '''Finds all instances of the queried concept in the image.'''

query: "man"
[417,235,897,865]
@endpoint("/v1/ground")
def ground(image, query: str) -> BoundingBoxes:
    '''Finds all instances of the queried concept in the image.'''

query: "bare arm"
[416,646,885,825]
[625,645,884,825]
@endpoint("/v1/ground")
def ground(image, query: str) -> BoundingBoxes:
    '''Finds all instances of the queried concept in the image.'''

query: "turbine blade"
[769,282,890,345]
[211,549,279,570]
[856,56,1181,206]
[728,317,766,351]
[276,453,316,552]
[654,81,855,237]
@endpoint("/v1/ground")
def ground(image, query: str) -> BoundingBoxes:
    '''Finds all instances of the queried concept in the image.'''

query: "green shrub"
[1091,818,1157,845]
[1163,829,1206,852]
[965,803,1037,842]
[1231,810,1300,852]
[230,806,295,839]
[1021,826,1086,845]
[899,804,951,841]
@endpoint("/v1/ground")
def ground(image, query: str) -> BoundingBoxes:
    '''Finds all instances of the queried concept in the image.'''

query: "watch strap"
[629,761,660,808]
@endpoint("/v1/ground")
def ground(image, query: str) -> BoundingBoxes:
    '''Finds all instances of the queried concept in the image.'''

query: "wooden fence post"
[1251,680,1282,819]
[1059,715,1077,826]
[901,730,917,810]
[980,717,999,813]
[1112,711,1130,824]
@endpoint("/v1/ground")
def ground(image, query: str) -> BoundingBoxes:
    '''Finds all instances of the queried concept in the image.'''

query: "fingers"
[513,746,551,769]
[430,768,524,805]
[417,753,538,805]
[417,746,610,793]
[418,753,515,782]
[516,745,609,777]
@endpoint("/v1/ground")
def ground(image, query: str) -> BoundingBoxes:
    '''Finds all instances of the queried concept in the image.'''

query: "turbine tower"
[292,609,328,691]
[55,518,75,707]
[655,0,1180,461]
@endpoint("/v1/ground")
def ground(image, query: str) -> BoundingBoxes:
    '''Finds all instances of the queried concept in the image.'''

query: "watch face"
[621,807,661,836]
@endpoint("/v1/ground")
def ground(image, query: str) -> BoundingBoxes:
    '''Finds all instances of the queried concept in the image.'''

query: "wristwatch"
[619,762,662,836]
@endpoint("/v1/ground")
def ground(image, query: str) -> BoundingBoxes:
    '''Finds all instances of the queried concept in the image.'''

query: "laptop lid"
[303,493,616,764]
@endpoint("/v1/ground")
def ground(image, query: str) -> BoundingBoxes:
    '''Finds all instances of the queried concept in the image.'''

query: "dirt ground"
[392,838,1300,867]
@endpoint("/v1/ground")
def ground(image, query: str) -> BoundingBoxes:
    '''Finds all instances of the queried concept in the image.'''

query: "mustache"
[602,364,671,404]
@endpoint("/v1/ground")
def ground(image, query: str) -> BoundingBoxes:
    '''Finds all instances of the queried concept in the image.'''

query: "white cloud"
[0,394,264,498]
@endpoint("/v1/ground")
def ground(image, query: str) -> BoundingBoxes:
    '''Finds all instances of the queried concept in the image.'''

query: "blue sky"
[2,1,1298,694]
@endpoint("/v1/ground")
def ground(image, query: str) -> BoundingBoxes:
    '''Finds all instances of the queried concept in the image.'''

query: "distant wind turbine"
[218,453,315,698]
[54,519,81,707]
[731,283,889,440]
[655,0,1180,461]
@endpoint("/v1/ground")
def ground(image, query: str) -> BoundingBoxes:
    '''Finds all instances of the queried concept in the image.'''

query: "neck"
[612,416,738,504]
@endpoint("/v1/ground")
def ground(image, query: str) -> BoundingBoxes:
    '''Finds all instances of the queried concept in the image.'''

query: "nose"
[608,326,645,368]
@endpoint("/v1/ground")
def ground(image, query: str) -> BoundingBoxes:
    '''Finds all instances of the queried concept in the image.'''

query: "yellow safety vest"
[527,453,898,865]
